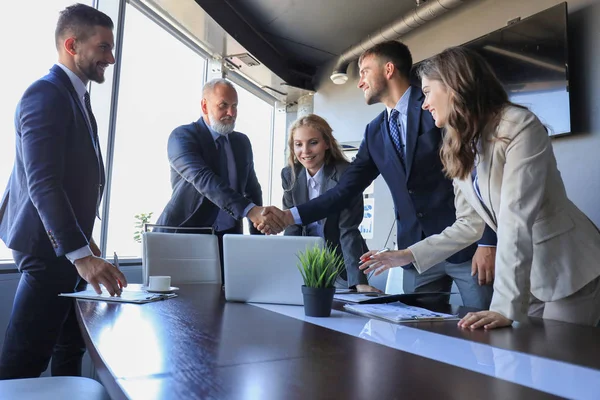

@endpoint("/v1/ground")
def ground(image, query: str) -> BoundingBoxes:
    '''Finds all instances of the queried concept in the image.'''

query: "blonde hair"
[285,114,347,188]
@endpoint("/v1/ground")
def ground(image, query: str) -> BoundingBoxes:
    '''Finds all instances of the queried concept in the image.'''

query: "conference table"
[76,283,600,400]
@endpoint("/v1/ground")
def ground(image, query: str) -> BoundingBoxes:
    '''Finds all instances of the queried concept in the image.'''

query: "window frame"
[0,0,279,267]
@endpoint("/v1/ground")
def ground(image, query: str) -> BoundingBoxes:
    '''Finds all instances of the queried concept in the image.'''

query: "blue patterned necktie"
[389,109,405,166]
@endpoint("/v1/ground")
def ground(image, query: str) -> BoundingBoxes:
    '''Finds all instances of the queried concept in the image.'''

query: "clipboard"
[334,291,454,305]
[60,288,177,304]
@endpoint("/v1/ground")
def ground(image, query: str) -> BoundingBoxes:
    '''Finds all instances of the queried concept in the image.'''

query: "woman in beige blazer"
[360,46,600,330]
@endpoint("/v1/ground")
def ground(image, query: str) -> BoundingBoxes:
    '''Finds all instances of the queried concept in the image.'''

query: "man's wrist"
[289,207,302,225]
[242,203,257,218]
[66,246,93,265]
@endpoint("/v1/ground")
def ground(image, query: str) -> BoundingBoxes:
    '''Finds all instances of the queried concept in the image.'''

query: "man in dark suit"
[261,41,495,308]
[0,4,126,379]
[156,79,272,281]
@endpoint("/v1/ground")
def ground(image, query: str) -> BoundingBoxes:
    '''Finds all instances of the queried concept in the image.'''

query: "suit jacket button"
[408,189,414,194]
[417,212,424,218]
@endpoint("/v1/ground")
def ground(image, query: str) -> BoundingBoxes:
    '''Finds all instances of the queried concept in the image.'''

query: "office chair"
[0,377,110,400]
[385,267,404,294]
[142,225,222,286]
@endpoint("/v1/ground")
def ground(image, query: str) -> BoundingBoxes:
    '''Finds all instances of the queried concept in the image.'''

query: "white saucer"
[142,286,180,294]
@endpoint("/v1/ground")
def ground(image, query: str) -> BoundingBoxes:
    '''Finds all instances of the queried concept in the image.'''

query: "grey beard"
[210,119,235,135]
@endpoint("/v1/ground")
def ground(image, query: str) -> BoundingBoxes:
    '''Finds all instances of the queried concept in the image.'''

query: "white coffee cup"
[148,276,171,291]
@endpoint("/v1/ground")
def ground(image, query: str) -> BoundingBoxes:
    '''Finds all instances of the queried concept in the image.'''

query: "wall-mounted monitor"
[414,3,571,136]
[465,3,570,136]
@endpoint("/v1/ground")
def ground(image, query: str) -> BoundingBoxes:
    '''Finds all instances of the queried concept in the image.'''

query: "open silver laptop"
[223,235,324,305]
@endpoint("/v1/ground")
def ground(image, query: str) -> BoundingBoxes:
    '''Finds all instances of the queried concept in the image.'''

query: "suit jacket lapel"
[404,87,423,179]
[293,167,309,205]
[478,137,498,226]
[322,163,338,192]
[195,118,220,172]
[380,116,407,181]
[50,65,98,160]
[50,65,105,203]
[456,177,497,231]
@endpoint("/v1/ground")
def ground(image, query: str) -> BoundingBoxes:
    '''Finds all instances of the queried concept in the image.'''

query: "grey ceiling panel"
[226,0,418,65]
[194,0,422,88]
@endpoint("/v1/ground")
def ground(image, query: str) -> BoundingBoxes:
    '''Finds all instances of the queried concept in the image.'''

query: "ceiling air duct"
[330,0,471,84]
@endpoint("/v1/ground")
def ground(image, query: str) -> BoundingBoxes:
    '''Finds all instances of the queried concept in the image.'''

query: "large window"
[104,4,206,258]
[0,1,92,261]
[0,2,280,262]
[233,84,275,201]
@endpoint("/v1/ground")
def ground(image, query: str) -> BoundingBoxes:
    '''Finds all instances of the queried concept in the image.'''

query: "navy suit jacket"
[0,65,105,258]
[297,86,495,267]
[156,117,263,233]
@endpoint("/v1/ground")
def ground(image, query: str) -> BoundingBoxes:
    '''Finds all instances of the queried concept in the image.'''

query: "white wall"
[314,0,600,228]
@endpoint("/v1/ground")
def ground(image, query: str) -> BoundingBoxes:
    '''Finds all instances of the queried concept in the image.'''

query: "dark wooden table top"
[76,284,600,400]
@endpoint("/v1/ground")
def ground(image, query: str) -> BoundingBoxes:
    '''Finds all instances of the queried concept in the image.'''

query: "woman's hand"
[458,311,513,330]
[359,249,415,276]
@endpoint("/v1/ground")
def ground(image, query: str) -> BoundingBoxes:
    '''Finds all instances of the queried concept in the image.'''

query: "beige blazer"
[409,106,600,321]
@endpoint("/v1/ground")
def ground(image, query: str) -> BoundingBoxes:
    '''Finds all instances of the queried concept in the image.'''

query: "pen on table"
[113,252,123,292]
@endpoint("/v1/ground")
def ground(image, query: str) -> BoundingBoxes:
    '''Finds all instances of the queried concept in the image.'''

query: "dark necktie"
[213,135,236,232]
[216,135,230,187]
[84,92,103,218]
[84,92,99,149]
[389,109,405,166]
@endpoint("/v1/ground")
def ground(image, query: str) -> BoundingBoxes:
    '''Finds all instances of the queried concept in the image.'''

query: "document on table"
[60,288,177,304]
[343,302,459,323]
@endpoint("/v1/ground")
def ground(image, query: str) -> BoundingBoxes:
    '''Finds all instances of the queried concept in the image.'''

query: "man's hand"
[258,207,294,234]
[248,206,289,234]
[89,238,101,257]
[355,284,382,293]
[74,255,127,296]
[472,246,496,286]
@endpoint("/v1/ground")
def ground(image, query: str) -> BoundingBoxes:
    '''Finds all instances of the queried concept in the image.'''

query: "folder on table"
[334,291,454,305]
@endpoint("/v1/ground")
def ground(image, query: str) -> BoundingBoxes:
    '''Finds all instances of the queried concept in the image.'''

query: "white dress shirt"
[305,167,324,237]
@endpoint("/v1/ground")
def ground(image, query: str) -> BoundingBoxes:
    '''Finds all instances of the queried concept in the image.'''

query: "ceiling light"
[330,72,348,85]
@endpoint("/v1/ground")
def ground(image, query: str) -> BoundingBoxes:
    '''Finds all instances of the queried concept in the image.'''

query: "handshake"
[247,206,295,235]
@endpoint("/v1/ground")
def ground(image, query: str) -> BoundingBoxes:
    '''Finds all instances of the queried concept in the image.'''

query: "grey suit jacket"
[281,162,369,288]
[409,106,600,321]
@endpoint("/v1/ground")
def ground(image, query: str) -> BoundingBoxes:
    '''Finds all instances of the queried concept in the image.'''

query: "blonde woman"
[361,47,600,329]
[282,114,377,292]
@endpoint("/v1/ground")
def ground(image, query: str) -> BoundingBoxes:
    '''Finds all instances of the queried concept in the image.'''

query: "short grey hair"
[202,78,236,98]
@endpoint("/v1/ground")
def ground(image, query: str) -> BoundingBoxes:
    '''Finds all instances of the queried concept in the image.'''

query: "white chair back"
[384,266,404,294]
[0,377,110,400]
[142,226,221,286]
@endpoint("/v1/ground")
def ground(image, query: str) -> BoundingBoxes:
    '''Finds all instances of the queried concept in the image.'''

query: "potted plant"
[133,212,153,244]
[297,244,345,317]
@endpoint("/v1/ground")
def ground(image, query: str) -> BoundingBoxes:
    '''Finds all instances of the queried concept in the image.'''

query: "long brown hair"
[285,114,347,188]
[417,46,511,180]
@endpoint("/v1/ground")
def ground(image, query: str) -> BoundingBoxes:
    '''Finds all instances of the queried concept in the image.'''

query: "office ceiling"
[194,0,420,89]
